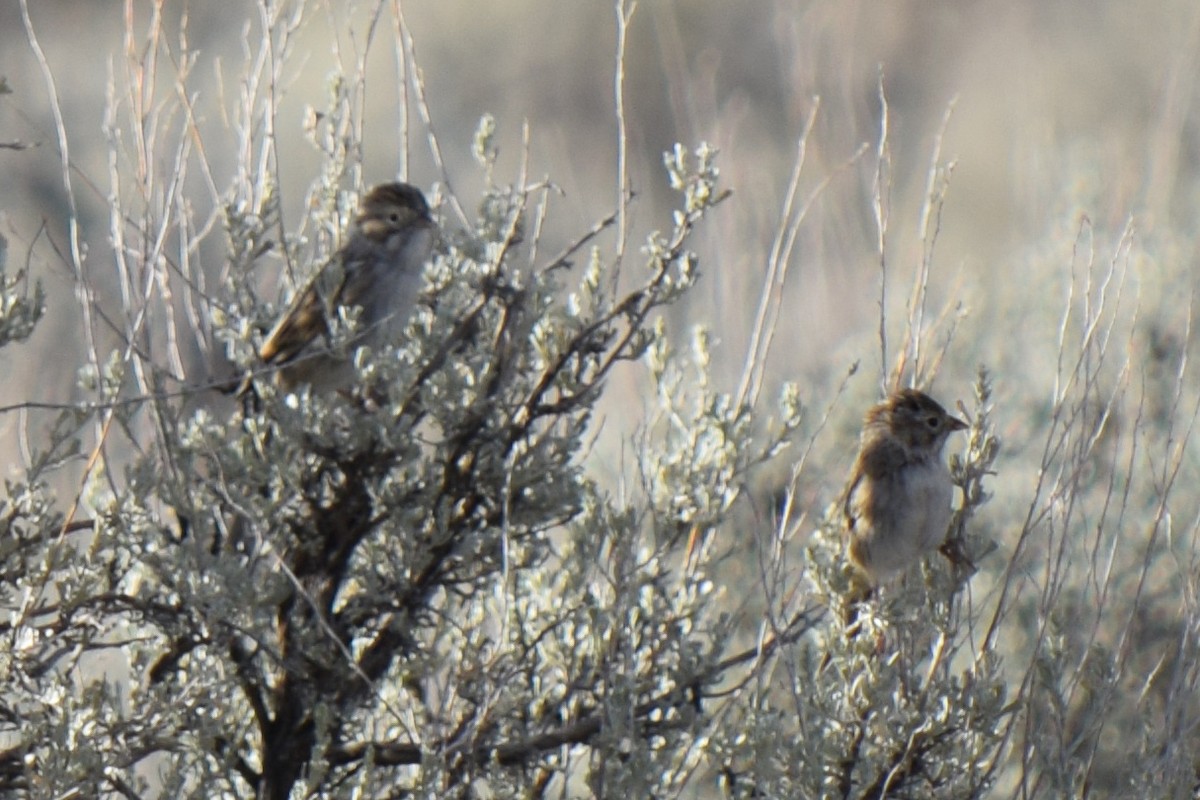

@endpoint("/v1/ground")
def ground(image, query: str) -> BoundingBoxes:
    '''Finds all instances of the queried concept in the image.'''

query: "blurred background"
[0,0,1197,522]
[4,2,1200,792]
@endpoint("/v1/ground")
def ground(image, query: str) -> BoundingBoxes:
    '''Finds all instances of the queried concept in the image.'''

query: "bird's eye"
[926,415,940,428]
[389,212,400,223]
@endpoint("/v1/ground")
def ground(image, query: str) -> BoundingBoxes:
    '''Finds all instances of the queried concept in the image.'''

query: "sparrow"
[843,389,968,587]
[249,182,435,394]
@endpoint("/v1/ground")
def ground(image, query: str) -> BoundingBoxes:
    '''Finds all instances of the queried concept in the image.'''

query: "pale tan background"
[0,0,1195,488]
[2,3,1198,794]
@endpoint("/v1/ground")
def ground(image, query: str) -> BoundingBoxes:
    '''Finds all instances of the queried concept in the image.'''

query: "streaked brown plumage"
[253,182,435,393]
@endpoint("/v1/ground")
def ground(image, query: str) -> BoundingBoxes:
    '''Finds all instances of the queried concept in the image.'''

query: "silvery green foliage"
[0,135,1013,798]
[0,234,45,349]
[1,146,813,798]
[0,240,96,792]
[733,370,1003,799]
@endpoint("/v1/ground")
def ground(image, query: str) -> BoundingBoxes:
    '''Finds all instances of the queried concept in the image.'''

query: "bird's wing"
[258,283,327,364]
[257,258,348,364]
[842,466,864,530]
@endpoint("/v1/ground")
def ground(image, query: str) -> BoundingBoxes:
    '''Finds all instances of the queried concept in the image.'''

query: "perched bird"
[251,182,436,394]
[843,388,968,587]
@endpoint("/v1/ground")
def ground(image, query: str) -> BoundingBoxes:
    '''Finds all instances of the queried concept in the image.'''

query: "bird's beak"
[948,415,969,432]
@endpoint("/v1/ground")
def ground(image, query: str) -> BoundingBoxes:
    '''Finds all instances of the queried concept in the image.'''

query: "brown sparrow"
[843,389,967,587]
[252,182,435,393]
